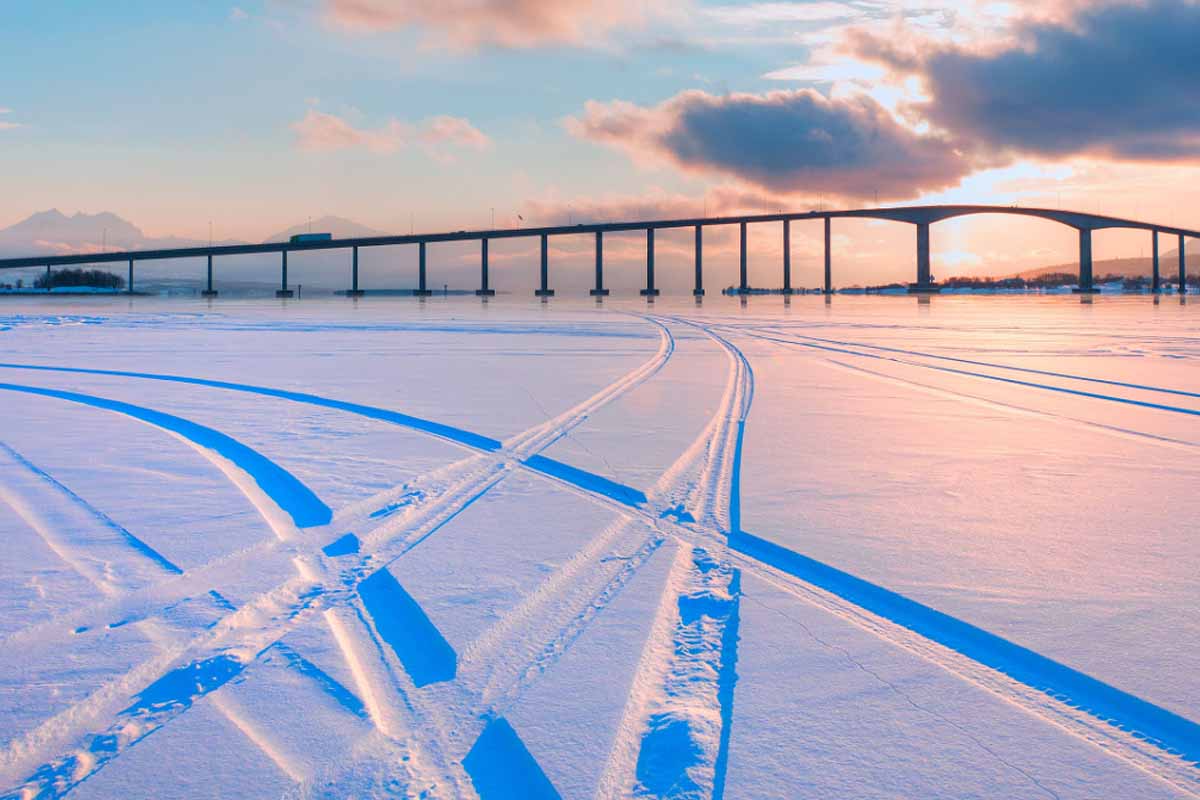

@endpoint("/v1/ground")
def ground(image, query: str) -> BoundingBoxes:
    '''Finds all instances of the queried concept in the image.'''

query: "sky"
[2,0,1199,283]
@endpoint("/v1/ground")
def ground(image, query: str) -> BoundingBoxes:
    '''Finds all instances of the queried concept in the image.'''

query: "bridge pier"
[589,231,608,297]
[415,242,432,297]
[1152,231,1160,293]
[738,222,749,294]
[1073,229,1099,293]
[535,234,554,297]
[1180,234,1188,294]
[202,254,217,297]
[824,217,832,294]
[128,258,134,295]
[782,219,793,294]
[908,222,939,293]
[641,228,659,297]
[346,246,364,297]
[276,251,293,297]
[476,239,495,297]
[693,225,704,296]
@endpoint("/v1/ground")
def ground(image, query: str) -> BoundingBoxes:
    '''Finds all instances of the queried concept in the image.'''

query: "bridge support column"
[346,246,364,297]
[1073,229,1099,294]
[782,219,793,294]
[1152,231,1160,293]
[535,234,554,297]
[1180,234,1188,294]
[738,222,749,294]
[641,228,659,297]
[276,250,293,297]
[128,258,134,295]
[476,239,495,296]
[693,226,704,296]
[824,217,832,294]
[415,241,432,296]
[202,254,218,297]
[908,222,939,293]
[590,231,609,297]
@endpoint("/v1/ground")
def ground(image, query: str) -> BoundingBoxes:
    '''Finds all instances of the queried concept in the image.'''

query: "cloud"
[291,109,490,156]
[230,6,249,21]
[849,0,1200,160]
[322,0,657,48]
[0,107,19,131]
[703,2,867,26]
[566,89,977,201]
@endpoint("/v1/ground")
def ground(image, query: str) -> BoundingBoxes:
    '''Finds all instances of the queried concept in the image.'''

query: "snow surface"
[0,294,1197,799]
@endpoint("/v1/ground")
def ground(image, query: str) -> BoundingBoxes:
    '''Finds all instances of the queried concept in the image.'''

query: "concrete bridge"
[0,204,1194,297]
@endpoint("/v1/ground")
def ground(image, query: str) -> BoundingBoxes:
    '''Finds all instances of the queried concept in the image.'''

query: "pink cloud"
[291,109,490,156]
[323,0,654,48]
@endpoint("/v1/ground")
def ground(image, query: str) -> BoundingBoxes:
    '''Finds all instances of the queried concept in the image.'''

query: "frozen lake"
[0,294,1197,799]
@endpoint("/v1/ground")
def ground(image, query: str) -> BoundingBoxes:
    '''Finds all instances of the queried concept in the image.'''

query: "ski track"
[2,314,1199,798]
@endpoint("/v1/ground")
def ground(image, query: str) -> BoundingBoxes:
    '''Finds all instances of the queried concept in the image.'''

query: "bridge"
[0,204,1194,297]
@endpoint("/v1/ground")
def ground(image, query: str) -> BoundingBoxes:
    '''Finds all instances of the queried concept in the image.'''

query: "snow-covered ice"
[0,295,1197,799]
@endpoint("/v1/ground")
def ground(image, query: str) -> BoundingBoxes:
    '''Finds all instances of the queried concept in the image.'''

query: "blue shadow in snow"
[0,382,332,528]
[268,643,368,720]
[0,362,503,452]
[322,532,361,557]
[357,567,457,687]
[463,717,561,800]
[729,529,1200,766]
[122,653,245,717]
[0,440,184,576]
[712,570,741,800]
[522,455,647,508]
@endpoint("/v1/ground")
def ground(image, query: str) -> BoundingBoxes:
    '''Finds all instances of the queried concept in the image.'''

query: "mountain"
[1015,249,1200,280]
[0,209,243,258]
[0,209,148,256]
[264,216,387,243]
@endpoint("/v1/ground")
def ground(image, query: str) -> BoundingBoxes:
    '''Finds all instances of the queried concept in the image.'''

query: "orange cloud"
[324,0,655,48]
[291,109,490,155]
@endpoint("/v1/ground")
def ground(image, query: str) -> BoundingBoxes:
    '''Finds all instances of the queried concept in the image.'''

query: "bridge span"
[0,204,1194,297]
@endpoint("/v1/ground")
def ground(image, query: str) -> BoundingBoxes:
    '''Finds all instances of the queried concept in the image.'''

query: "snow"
[0,295,1197,799]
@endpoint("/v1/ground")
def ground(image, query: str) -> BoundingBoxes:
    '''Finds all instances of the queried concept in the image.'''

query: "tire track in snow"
[593,318,750,800]
[0,383,329,536]
[717,327,1200,419]
[738,324,1200,401]
[526,321,1200,797]
[7,317,1199,796]
[0,445,350,793]
[0,317,677,798]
